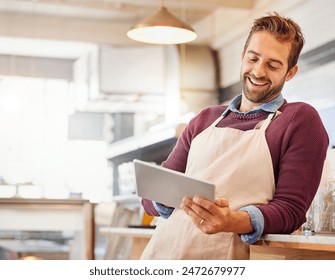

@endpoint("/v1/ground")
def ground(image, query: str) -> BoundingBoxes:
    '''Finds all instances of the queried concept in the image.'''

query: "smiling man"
[140,13,329,260]
[240,28,298,109]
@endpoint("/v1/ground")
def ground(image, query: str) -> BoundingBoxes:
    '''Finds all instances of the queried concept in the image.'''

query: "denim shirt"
[155,93,284,244]
[222,93,284,117]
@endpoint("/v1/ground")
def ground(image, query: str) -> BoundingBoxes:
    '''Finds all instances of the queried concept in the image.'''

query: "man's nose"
[253,63,266,78]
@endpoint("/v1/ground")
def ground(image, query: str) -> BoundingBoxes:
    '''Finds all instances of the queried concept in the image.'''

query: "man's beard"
[241,73,285,103]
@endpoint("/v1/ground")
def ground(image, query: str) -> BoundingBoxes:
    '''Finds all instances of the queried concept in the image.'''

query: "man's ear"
[285,65,298,81]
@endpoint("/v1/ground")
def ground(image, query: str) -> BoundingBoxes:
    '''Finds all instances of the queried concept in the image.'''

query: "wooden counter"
[251,233,335,259]
[99,226,335,260]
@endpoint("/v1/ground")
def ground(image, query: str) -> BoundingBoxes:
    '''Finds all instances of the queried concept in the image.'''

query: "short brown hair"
[243,12,305,71]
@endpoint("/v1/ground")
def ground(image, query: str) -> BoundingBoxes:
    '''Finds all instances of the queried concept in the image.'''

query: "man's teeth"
[249,77,267,86]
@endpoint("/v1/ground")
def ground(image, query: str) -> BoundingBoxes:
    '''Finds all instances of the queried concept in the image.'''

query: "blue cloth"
[222,93,284,116]
[153,202,174,219]
[154,93,284,244]
[239,206,265,244]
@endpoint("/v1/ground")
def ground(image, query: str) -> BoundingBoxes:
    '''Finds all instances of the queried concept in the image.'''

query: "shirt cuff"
[153,202,174,219]
[239,205,264,244]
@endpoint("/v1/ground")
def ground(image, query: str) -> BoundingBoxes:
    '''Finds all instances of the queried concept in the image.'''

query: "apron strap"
[211,115,224,127]
[258,111,280,132]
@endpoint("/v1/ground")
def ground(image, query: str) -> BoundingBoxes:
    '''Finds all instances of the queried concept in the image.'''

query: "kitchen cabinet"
[99,46,165,95]
[73,45,166,103]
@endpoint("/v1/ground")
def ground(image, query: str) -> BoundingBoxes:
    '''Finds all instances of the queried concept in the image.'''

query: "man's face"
[240,31,297,104]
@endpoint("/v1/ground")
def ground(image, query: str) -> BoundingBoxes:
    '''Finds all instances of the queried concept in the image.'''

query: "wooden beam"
[0,12,135,46]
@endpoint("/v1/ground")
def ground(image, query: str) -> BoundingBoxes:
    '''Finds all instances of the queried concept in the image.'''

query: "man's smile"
[247,76,269,87]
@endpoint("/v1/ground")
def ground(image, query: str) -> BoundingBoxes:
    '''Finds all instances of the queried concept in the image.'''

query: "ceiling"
[0,0,260,115]
[0,0,257,22]
[0,0,257,59]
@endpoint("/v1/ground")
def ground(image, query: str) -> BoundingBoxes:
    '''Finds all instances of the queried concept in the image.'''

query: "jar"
[302,178,335,235]
[313,179,335,233]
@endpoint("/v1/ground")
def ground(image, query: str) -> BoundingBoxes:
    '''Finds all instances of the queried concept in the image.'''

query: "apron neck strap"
[258,112,277,132]
[211,115,224,127]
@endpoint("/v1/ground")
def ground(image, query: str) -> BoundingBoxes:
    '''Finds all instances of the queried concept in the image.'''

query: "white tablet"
[133,159,215,209]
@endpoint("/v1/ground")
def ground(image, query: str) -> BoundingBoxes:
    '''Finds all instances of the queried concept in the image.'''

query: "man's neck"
[239,97,262,113]
[239,93,282,113]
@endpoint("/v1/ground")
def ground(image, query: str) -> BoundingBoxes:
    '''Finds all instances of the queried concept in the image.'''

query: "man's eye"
[269,65,278,70]
[249,57,257,62]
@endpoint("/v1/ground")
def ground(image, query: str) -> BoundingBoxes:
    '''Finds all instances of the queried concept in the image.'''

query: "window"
[0,76,111,201]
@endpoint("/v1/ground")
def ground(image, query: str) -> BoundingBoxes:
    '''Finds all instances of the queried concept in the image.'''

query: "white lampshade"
[127,6,197,45]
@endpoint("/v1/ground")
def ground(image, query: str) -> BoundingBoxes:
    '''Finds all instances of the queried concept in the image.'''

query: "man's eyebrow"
[247,50,284,66]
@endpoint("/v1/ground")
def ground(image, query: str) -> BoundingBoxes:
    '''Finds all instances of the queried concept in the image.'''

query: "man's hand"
[180,196,253,235]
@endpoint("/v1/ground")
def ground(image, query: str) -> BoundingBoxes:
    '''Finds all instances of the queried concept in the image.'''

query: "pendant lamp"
[127,0,197,45]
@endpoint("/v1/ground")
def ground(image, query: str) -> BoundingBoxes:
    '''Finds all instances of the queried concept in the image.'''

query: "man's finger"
[215,198,229,207]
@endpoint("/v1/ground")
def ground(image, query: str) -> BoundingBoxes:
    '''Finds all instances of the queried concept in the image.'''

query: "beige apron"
[141,113,276,259]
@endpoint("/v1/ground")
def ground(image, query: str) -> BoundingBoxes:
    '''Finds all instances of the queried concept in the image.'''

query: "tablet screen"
[133,159,215,208]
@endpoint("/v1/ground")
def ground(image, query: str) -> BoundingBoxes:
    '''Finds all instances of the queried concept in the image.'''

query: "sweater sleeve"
[141,198,159,216]
[258,103,329,235]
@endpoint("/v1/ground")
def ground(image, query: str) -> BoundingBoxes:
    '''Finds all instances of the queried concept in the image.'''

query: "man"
[140,12,329,259]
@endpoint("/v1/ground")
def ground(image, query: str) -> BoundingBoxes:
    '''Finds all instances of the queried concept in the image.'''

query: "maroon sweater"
[142,100,329,235]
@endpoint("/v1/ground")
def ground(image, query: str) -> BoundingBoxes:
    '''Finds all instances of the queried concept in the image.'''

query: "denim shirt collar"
[222,93,284,117]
